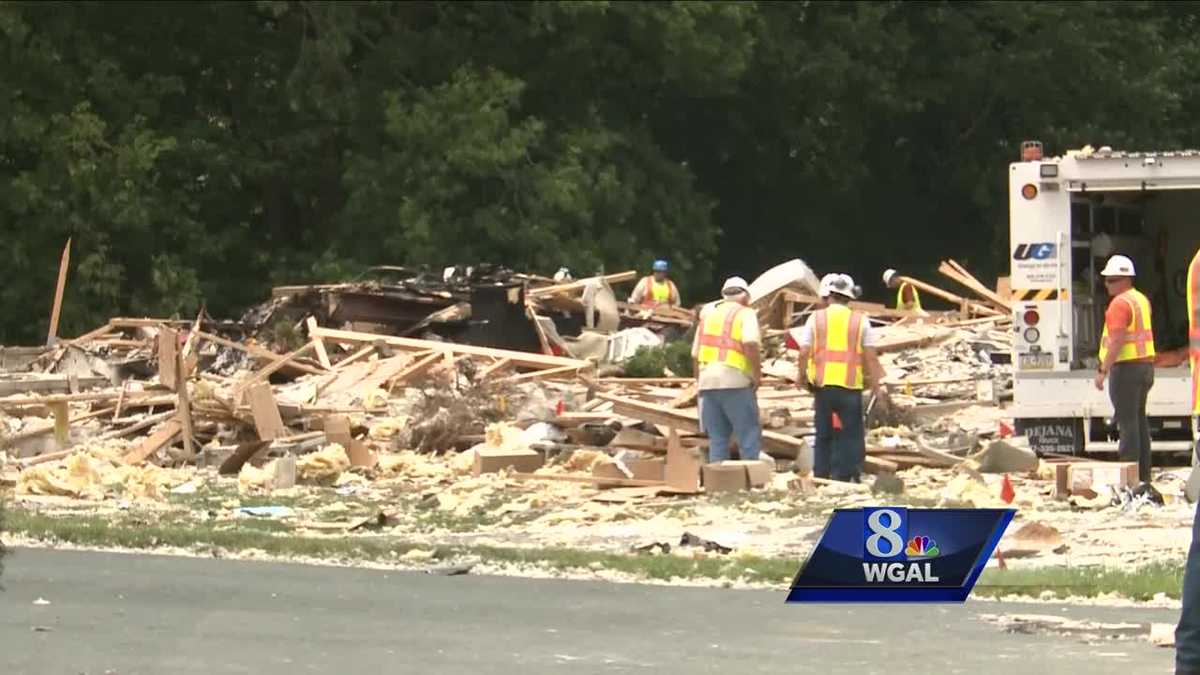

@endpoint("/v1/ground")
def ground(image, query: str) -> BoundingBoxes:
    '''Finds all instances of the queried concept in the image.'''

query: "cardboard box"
[627,458,665,482]
[703,463,747,493]
[1068,461,1137,493]
[723,460,771,488]
[665,429,701,493]
[473,448,544,476]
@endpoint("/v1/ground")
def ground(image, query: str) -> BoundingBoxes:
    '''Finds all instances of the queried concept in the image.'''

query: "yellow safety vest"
[1098,288,1155,364]
[805,304,866,389]
[896,282,922,311]
[1188,251,1200,413]
[639,276,677,306]
[696,301,750,375]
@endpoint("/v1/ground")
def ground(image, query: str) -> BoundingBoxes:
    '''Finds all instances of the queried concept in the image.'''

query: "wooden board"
[310,325,591,371]
[526,271,638,298]
[194,331,325,377]
[306,316,333,370]
[664,428,701,492]
[46,238,71,346]
[324,415,376,468]
[217,440,271,475]
[122,419,182,464]
[158,327,179,390]
[246,382,287,440]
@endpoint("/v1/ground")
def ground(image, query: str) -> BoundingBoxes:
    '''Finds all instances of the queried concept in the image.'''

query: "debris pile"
[1,258,1188,578]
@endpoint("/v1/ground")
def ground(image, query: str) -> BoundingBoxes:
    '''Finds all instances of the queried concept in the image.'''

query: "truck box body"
[1010,148,1199,453]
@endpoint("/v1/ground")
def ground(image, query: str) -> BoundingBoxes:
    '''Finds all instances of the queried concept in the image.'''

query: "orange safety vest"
[1188,250,1200,413]
[806,304,866,389]
[638,276,678,307]
[696,301,751,375]
[1098,288,1155,364]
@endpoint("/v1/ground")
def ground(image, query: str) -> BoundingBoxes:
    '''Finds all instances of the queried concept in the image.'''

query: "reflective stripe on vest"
[806,305,865,389]
[696,301,750,375]
[640,277,675,306]
[1098,288,1155,364]
[896,282,922,311]
[1188,251,1200,412]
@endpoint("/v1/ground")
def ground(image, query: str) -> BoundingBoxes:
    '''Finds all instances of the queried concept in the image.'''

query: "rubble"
[2,258,1192,593]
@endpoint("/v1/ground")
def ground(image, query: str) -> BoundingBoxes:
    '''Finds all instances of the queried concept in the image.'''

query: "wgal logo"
[1013,243,1057,260]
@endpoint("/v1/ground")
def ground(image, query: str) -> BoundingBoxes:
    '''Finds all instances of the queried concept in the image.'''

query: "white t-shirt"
[792,308,877,348]
[691,301,761,390]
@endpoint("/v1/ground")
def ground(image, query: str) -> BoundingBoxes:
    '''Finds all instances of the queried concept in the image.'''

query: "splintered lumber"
[938,260,1012,313]
[309,326,591,371]
[194,331,325,377]
[66,321,115,346]
[479,358,513,380]
[526,271,638,298]
[122,419,183,464]
[158,326,179,390]
[497,364,587,384]
[0,391,165,409]
[334,344,376,370]
[235,341,318,394]
[246,382,287,440]
[177,354,195,460]
[895,275,1001,317]
[46,238,71,347]
[668,385,698,409]
[781,292,933,320]
[380,351,443,389]
[306,316,333,370]
[97,410,178,441]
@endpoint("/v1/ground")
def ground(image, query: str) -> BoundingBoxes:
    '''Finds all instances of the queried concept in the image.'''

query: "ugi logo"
[862,508,940,583]
[1013,243,1057,260]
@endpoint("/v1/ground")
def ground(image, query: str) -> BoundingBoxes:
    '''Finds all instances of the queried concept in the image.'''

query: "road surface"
[0,548,1180,674]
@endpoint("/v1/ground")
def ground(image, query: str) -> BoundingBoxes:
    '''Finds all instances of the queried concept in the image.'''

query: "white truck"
[1010,143,1197,455]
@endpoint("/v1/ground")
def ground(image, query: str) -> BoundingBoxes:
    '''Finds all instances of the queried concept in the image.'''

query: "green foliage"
[622,345,666,378]
[1,1,1199,342]
[663,340,695,377]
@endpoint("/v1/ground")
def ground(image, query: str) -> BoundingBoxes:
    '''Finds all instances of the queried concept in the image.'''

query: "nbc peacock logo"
[905,535,939,559]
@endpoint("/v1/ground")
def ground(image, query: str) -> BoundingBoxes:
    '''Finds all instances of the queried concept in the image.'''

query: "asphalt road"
[0,548,1181,674]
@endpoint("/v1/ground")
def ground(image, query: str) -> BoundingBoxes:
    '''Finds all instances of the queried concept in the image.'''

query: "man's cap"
[882,269,898,285]
[819,273,856,299]
[652,259,669,272]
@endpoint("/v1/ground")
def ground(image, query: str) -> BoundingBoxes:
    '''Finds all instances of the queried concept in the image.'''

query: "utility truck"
[1010,142,1197,455]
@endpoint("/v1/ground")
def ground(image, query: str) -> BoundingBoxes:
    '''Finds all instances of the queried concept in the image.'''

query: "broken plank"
[235,341,318,393]
[122,419,183,464]
[306,316,333,370]
[323,415,375,468]
[334,344,375,370]
[46,238,71,347]
[194,331,325,376]
[97,410,178,441]
[175,349,195,460]
[381,351,442,389]
[895,275,1001,316]
[496,364,584,384]
[3,405,117,446]
[246,382,287,441]
[158,326,179,390]
[478,358,513,380]
[526,271,638,298]
[309,325,591,370]
[217,440,271,475]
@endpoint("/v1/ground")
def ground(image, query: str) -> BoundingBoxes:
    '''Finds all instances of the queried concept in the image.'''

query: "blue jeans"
[1178,496,1200,673]
[813,385,865,482]
[699,387,762,462]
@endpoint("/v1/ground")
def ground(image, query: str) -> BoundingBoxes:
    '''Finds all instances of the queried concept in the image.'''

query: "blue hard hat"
[652,260,669,272]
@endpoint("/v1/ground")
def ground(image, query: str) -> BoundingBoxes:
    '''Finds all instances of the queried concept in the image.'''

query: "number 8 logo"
[865,509,904,558]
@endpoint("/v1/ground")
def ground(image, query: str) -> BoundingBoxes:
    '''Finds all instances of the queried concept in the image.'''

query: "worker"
[1092,254,1155,483]
[1175,248,1200,674]
[692,276,762,462]
[796,274,885,482]
[629,259,681,308]
[882,268,922,311]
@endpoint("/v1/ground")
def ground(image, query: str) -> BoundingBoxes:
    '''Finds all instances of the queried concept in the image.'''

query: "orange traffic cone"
[1000,474,1015,504]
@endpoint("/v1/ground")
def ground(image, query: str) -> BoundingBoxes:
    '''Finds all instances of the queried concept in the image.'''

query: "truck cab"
[1010,144,1198,455]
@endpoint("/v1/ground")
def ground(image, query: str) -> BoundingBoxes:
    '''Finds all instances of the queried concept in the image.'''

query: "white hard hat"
[721,276,749,295]
[817,273,838,298]
[1100,255,1136,277]
[882,268,897,285]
